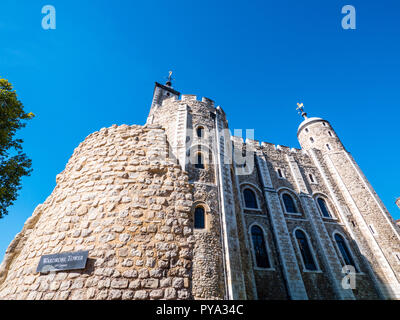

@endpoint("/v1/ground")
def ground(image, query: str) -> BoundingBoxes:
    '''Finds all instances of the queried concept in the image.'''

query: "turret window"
[196,126,204,138]
[326,144,331,150]
[194,206,205,229]
[195,152,205,169]
[328,131,333,137]
[310,137,314,143]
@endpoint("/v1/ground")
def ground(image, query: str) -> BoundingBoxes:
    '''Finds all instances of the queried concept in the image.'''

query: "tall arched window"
[283,193,297,213]
[251,226,270,268]
[295,230,317,271]
[195,152,205,169]
[317,198,332,218]
[334,234,358,272]
[194,206,205,229]
[243,189,258,209]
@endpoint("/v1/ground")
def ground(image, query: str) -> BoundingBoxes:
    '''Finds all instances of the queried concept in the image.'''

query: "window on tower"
[334,234,358,272]
[196,126,204,138]
[282,194,298,214]
[243,188,258,209]
[251,225,271,268]
[194,206,205,229]
[295,229,318,271]
[317,198,332,218]
[195,152,205,169]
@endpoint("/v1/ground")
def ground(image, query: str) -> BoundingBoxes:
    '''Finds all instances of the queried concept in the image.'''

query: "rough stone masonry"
[1,77,400,300]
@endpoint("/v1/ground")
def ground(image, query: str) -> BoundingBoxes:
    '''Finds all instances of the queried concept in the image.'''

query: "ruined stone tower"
[1,76,400,300]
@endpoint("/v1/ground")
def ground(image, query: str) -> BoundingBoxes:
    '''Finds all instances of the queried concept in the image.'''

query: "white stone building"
[1,77,400,300]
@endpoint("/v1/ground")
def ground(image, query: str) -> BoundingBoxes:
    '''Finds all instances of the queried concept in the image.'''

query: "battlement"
[231,137,304,154]
[161,94,215,108]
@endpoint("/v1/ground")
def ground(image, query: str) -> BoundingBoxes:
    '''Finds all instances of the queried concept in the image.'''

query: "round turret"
[297,116,345,152]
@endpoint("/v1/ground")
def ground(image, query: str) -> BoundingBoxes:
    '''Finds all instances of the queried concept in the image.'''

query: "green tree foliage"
[0,78,34,218]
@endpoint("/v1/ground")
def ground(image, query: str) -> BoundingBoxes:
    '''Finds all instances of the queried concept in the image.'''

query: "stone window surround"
[276,167,286,179]
[195,125,207,139]
[192,201,211,232]
[189,144,212,170]
[308,172,318,185]
[240,183,263,213]
[313,194,339,222]
[248,222,275,271]
[278,188,303,216]
[292,227,322,273]
[332,231,362,274]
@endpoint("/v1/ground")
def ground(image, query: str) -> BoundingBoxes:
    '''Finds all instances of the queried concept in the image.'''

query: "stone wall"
[0,124,194,300]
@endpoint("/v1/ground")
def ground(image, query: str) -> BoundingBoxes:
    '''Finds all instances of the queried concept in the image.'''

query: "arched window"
[317,198,332,218]
[251,226,270,268]
[334,234,358,272]
[196,126,204,138]
[194,207,205,229]
[283,193,297,213]
[195,152,205,169]
[295,230,317,271]
[244,189,258,209]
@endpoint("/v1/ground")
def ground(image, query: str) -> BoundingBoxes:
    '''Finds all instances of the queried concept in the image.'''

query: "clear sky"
[0,0,399,261]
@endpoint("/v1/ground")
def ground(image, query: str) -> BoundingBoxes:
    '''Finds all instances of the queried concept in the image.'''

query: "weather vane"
[296,102,308,119]
[166,71,173,86]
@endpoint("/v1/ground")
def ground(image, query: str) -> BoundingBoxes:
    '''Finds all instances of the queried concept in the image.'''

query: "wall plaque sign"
[36,251,89,273]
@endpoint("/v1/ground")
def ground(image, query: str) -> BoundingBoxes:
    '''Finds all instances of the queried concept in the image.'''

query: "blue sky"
[0,0,399,260]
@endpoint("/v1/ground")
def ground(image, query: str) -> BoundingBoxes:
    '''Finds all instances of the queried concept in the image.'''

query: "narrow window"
[309,174,315,183]
[305,128,309,133]
[328,131,333,137]
[251,226,271,268]
[369,225,376,235]
[310,137,314,143]
[195,152,205,169]
[317,198,332,218]
[323,122,326,127]
[196,126,204,138]
[277,169,284,178]
[194,207,205,229]
[295,230,317,271]
[334,234,358,272]
[326,144,331,150]
[244,189,258,209]
[283,194,297,213]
